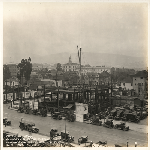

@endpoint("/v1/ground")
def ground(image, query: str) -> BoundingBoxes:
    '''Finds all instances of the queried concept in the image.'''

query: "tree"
[38,68,48,79]
[17,57,32,84]
[56,63,62,71]
[63,71,79,85]
[3,65,11,82]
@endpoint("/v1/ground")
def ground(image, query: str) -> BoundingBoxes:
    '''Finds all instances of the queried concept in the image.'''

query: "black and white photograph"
[2,1,148,147]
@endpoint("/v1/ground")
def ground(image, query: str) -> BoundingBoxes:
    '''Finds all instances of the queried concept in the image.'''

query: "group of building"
[4,56,148,98]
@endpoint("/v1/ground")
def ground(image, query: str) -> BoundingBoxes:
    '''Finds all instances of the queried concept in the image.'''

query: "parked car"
[32,109,38,115]
[103,119,114,128]
[114,109,124,120]
[123,113,140,123]
[61,130,74,142]
[78,136,92,146]
[114,122,129,131]
[19,121,39,133]
[91,117,102,126]
[52,112,62,120]
[50,128,60,140]
[17,107,24,113]
[78,136,88,144]
[3,118,11,126]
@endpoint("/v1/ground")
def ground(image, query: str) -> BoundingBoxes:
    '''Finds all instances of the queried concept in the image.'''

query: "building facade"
[132,70,148,96]
[62,56,79,72]
[120,76,133,90]
[76,66,111,75]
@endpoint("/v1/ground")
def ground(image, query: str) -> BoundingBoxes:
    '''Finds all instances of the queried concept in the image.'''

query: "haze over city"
[2,2,148,148]
[3,2,148,68]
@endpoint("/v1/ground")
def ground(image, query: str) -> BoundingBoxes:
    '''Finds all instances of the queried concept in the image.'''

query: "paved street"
[3,103,148,147]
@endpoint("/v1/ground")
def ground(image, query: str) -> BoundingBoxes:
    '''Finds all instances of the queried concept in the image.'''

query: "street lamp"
[127,139,128,147]
[65,114,67,144]
[135,142,137,147]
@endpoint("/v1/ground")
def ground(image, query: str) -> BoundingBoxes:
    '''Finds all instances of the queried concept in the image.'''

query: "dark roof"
[121,76,132,83]
[63,63,79,65]
[132,70,148,78]
[99,71,110,77]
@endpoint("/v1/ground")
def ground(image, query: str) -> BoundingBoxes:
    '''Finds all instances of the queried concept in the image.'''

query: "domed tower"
[69,55,72,64]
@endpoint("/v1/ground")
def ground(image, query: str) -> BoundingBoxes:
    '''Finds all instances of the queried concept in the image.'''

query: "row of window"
[64,66,77,68]
[134,77,143,80]
[123,83,144,86]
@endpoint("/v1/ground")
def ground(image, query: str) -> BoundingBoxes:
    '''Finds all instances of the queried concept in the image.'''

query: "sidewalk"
[3,126,50,142]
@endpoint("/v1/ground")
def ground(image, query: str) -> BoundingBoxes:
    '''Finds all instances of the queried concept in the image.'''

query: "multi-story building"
[62,56,79,72]
[120,76,133,90]
[132,70,148,96]
[7,64,18,77]
[63,56,111,75]
[76,66,111,75]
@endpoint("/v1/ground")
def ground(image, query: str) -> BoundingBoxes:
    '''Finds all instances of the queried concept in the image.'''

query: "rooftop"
[132,70,148,78]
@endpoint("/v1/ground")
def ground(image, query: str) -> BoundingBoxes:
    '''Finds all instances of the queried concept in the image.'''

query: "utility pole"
[44,84,45,102]
[80,47,82,102]
[111,73,113,97]
[6,80,7,103]
[13,82,14,104]
[58,87,59,111]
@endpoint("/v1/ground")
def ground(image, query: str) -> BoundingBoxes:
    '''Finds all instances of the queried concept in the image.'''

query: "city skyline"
[3,3,148,67]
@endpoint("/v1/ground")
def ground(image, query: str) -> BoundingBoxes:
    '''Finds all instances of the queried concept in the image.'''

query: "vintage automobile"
[91,118,102,126]
[92,141,107,147]
[114,109,124,120]
[78,136,92,146]
[107,114,113,119]
[123,113,140,123]
[52,112,62,120]
[19,121,39,133]
[3,118,11,126]
[32,109,38,115]
[136,108,147,120]
[114,122,129,131]
[115,143,127,147]
[66,114,75,122]
[103,119,114,128]
[24,107,31,114]
[17,107,24,113]
[26,123,39,133]
[50,128,60,140]
[3,99,9,104]
[61,130,74,142]
[78,136,88,144]
[40,108,47,117]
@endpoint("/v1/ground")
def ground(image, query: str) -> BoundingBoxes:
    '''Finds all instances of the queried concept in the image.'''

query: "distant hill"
[36,52,147,69]
[3,52,147,69]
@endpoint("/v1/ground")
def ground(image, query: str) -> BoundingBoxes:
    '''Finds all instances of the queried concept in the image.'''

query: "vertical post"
[111,73,113,97]
[83,83,84,103]
[37,86,38,101]
[127,139,128,147]
[24,86,25,101]
[6,80,7,103]
[74,88,75,102]
[44,84,45,102]
[65,115,66,142]
[80,47,82,103]
[58,87,59,111]
[80,47,81,81]
[13,82,14,104]
[18,84,19,99]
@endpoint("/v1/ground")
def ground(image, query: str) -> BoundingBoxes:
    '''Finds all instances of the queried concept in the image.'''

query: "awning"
[63,104,73,109]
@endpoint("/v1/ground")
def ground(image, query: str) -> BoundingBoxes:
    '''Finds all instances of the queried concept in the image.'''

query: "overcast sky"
[3,2,148,64]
